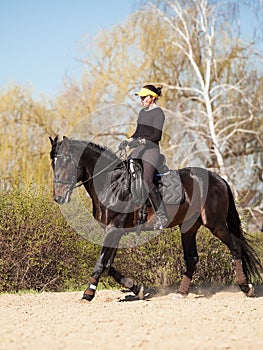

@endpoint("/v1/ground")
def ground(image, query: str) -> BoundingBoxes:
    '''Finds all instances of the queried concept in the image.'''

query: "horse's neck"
[81,143,116,174]
[79,142,114,191]
[81,155,109,223]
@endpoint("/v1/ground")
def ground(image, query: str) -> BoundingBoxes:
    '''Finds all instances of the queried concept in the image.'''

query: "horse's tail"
[224,180,263,283]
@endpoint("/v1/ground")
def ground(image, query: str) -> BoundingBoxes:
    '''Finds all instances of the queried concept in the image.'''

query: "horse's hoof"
[171,292,186,300]
[246,284,255,297]
[121,277,134,289]
[82,292,95,302]
[79,298,91,304]
[137,284,145,300]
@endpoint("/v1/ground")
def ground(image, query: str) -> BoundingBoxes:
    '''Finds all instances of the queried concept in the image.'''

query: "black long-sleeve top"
[131,107,165,145]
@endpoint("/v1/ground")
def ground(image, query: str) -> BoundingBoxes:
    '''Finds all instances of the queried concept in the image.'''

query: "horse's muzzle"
[54,195,66,204]
[53,184,72,204]
[54,191,71,204]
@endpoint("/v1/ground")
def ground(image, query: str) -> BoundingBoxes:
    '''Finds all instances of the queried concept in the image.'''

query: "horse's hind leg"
[209,225,253,295]
[177,220,201,297]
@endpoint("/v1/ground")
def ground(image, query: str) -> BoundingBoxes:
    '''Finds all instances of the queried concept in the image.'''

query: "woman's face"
[140,95,155,108]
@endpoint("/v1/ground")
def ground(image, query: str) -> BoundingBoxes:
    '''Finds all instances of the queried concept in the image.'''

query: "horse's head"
[49,135,80,204]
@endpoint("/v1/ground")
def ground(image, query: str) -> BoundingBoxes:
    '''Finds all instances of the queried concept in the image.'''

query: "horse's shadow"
[117,284,263,302]
[118,287,158,302]
[251,284,263,297]
[190,284,263,298]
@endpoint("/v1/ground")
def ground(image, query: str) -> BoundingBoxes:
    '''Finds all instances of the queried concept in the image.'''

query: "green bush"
[115,229,230,288]
[0,185,262,293]
[115,228,263,289]
[115,230,184,288]
[0,185,100,292]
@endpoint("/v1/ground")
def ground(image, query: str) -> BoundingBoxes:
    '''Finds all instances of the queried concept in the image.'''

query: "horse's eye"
[62,156,70,166]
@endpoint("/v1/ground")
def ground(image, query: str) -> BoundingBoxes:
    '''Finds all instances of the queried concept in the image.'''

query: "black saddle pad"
[100,161,184,210]
[155,170,185,205]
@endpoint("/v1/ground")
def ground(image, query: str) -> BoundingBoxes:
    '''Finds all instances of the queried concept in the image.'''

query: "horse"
[49,135,262,301]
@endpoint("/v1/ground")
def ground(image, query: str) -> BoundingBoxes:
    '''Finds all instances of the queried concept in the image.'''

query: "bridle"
[53,153,78,189]
[53,148,127,190]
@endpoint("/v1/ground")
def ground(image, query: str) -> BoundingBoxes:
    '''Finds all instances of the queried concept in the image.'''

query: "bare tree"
[58,0,262,193]
[147,0,262,186]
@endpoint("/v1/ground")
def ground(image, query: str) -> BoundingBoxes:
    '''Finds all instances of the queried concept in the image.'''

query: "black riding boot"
[148,188,168,230]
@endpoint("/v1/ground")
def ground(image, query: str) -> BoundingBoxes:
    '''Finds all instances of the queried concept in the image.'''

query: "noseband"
[53,153,78,188]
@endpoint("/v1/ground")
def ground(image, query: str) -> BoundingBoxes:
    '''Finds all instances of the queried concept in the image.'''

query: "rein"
[74,155,123,188]
[53,143,130,190]
[74,148,129,188]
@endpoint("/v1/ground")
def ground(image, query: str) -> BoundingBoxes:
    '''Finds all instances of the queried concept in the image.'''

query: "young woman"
[119,84,167,229]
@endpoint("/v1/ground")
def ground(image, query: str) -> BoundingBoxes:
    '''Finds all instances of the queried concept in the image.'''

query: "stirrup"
[153,214,168,230]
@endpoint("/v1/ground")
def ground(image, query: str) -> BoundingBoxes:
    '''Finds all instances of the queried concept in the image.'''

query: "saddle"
[99,156,185,213]
[127,156,185,206]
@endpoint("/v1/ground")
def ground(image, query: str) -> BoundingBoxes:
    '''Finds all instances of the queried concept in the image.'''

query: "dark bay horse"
[49,136,262,301]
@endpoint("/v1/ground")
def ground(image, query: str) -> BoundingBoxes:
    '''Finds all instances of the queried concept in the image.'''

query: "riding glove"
[119,138,146,150]
[119,140,129,150]
[128,138,146,148]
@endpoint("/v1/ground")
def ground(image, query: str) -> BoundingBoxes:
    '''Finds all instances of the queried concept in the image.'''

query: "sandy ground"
[1,285,263,350]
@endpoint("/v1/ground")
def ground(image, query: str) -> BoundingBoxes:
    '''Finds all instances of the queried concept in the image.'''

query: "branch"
[220,128,262,146]
[217,115,254,138]
[161,81,203,96]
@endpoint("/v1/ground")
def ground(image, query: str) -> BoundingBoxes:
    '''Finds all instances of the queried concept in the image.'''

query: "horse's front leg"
[108,266,144,298]
[82,246,117,301]
[82,222,144,301]
[92,236,144,298]
[82,225,122,301]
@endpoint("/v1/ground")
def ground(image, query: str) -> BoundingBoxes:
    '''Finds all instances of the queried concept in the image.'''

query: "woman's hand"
[118,140,129,150]
[128,138,146,148]
[119,138,146,151]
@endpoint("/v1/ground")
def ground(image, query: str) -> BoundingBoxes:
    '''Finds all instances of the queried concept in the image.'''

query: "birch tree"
[146,0,262,184]
[56,0,262,194]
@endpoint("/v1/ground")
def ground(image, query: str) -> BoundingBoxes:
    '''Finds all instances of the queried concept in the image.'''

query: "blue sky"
[0,0,136,97]
[0,1,261,99]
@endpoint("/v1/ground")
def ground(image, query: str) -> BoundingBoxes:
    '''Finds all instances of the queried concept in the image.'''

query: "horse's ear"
[61,136,70,152]
[49,135,59,160]
[49,135,59,146]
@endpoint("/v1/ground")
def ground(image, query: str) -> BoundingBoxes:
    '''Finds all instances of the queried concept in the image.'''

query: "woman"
[119,84,167,229]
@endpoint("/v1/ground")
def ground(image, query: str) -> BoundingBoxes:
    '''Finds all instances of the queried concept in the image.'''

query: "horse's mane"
[50,136,120,165]
[69,138,119,163]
